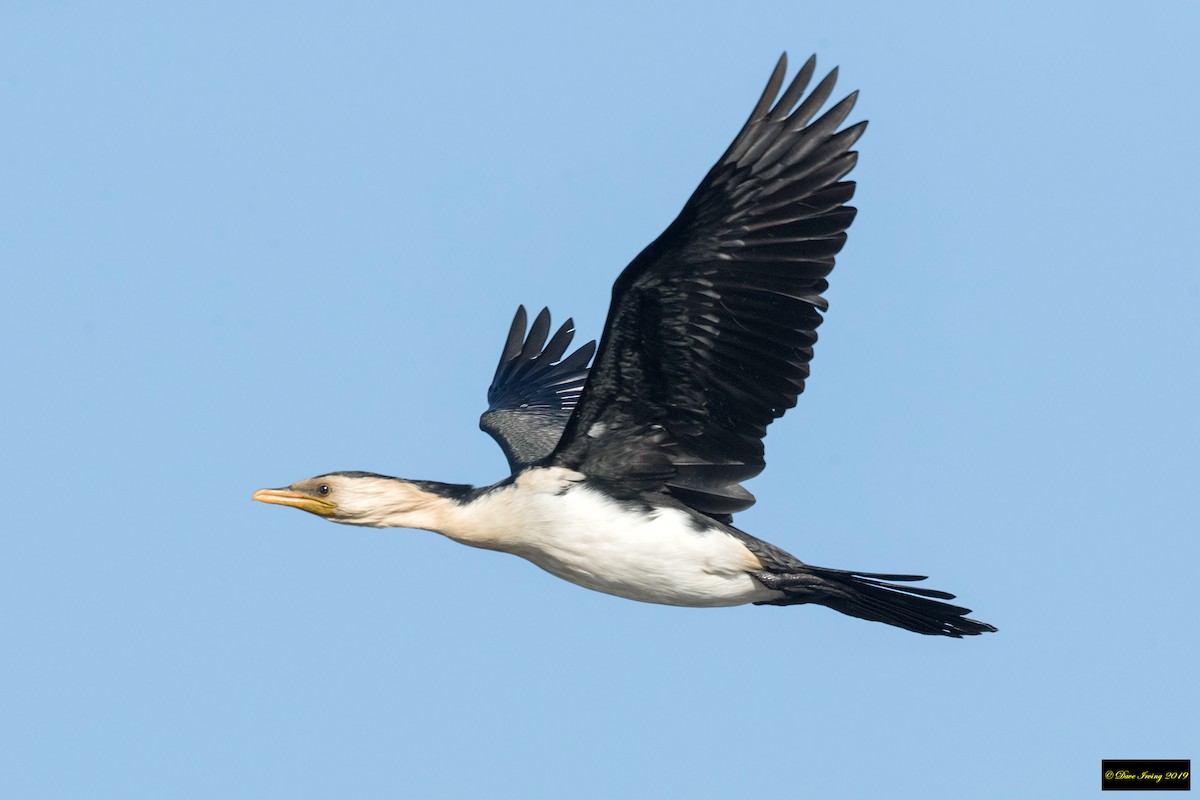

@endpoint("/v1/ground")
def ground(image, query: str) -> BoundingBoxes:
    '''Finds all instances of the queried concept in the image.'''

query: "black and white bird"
[254,55,996,638]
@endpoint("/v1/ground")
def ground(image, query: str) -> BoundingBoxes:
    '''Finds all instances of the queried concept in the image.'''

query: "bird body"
[254,54,997,637]
[444,468,775,607]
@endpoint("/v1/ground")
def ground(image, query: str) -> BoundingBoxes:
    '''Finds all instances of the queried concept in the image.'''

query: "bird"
[254,54,996,638]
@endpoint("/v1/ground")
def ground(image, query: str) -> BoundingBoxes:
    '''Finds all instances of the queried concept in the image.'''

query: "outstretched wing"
[549,54,865,521]
[481,306,596,474]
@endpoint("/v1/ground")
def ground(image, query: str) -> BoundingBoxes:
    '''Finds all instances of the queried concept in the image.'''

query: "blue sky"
[3,2,1197,797]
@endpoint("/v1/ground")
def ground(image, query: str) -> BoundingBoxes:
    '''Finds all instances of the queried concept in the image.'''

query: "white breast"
[448,468,782,607]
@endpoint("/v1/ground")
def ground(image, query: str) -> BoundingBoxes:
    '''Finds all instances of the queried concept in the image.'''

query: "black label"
[1102,760,1190,791]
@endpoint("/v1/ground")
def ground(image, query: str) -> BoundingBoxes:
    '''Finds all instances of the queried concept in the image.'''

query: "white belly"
[456,472,781,607]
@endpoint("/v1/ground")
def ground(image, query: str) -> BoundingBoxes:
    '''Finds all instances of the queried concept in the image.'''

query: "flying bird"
[254,54,996,637]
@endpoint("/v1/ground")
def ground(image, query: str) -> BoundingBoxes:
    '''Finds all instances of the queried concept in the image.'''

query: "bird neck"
[343,477,524,550]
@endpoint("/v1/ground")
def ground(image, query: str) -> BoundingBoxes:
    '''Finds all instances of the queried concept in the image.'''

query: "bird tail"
[752,566,996,638]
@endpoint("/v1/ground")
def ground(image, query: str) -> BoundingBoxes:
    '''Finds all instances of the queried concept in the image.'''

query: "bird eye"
[318,484,330,496]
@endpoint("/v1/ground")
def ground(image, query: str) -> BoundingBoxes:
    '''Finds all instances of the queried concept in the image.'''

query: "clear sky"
[3,2,1197,798]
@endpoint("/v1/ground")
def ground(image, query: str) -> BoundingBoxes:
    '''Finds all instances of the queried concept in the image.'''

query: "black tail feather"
[752,566,997,638]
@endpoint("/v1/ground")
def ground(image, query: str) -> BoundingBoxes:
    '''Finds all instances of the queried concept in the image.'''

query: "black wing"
[481,306,596,473]
[548,54,865,521]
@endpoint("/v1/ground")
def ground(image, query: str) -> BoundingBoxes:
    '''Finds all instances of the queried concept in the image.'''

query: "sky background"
[3,2,1197,798]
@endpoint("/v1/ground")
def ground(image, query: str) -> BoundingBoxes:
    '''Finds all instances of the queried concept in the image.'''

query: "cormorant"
[254,55,996,637]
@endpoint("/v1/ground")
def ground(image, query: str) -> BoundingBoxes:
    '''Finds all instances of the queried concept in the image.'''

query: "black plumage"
[548,54,864,522]
[480,306,595,472]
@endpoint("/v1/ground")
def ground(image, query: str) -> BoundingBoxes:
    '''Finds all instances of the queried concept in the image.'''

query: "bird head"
[252,471,461,529]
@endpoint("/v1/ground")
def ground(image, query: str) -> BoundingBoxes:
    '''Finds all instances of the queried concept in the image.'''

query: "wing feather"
[481,307,596,473]
[548,54,864,521]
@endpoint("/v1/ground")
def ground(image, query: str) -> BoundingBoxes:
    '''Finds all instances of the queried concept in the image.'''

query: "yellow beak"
[252,488,337,517]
